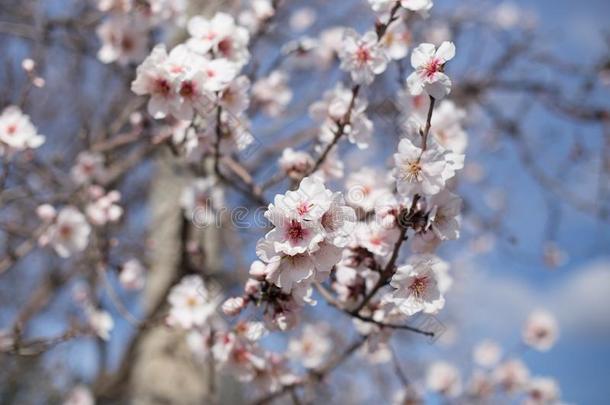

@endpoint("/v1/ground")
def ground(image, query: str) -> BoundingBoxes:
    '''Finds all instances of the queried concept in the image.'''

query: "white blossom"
[252,70,292,117]
[339,29,389,85]
[426,361,462,398]
[288,323,333,369]
[473,339,503,368]
[493,359,530,393]
[407,41,455,99]
[187,12,250,67]
[524,377,561,405]
[522,309,559,351]
[0,106,45,151]
[393,136,463,197]
[87,308,114,341]
[96,15,148,65]
[389,254,449,316]
[167,275,220,329]
[44,207,91,258]
[86,187,123,226]
[119,258,146,291]
[71,152,106,185]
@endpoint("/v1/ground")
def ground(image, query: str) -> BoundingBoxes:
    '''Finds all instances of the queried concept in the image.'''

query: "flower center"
[423,58,441,78]
[186,296,199,307]
[286,220,307,242]
[355,45,371,64]
[402,160,422,182]
[409,275,429,298]
[59,224,73,239]
[296,202,313,216]
[218,38,232,56]
[154,77,171,96]
[6,124,17,135]
[180,81,196,98]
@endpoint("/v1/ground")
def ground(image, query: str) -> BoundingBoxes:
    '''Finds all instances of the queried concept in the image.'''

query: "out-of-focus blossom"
[426,361,462,397]
[288,323,333,369]
[180,177,224,226]
[473,339,502,368]
[0,106,45,151]
[522,309,559,351]
[381,21,411,61]
[167,275,220,329]
[393,136,464,197]
[43,207,91,258]
[524,377,561,405]
[493,359,530,393]
[119,258,146,290]
[252,70,292,117]
[279,148,314,179]
[187,13,250,67]
[86,187,123,226]
[96,15,148,65]
[71,152,106,185]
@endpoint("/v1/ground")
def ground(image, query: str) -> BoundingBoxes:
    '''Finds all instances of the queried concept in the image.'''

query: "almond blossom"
[524,377,561,405]
[86,187,123,226]
[252,70,292,117]
[278,148,315,179]
[71,152,106,185]
[339,29,389,85]
[119,258,146,291]
[186,12,250,67]
[212,329,267,382]
[310,83,373,149]
[167,275,220,329]
[426,361,462,398]
[180,177,224,226]
[0,106,45,151]
[393,136,464,197]
[426,189,462,240]
[87,307,114,341]
[493,359,530,393]
[473,339,503,368]
[96,15,148,65]
[43,207,91,258]
[380,21,411,61]
[407,41,455,99]
[389,254,449,316]
[345,168,393,213]
[131,44,177,119]
[288,323,333,370]
[522,309,559,351]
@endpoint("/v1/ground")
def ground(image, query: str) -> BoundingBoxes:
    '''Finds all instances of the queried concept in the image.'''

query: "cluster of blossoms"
[96,0,187,65]
[24,0,569,402]
[229,177,357,330]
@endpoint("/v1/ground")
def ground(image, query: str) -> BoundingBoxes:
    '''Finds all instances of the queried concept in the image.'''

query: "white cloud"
[447,259,610,342]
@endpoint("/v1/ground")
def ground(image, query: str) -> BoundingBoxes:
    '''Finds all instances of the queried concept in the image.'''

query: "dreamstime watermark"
[189,185,420,230]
